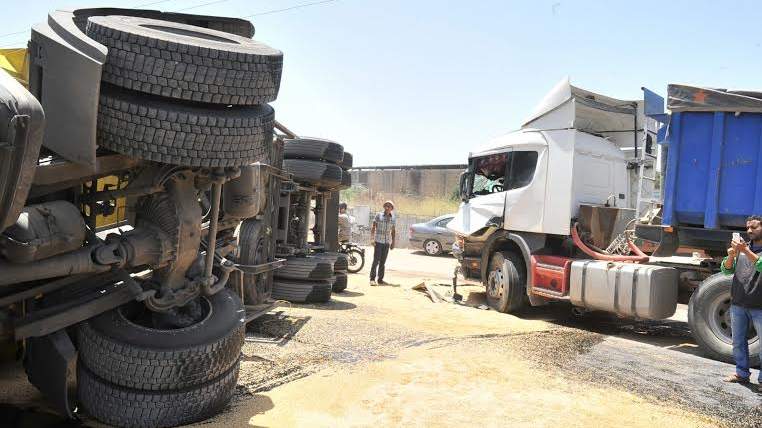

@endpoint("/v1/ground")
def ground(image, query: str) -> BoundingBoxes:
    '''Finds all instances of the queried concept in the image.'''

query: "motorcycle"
[339,242,365,273]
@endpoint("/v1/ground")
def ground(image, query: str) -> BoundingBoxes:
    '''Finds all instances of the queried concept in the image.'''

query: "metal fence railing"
[351,213,433,249]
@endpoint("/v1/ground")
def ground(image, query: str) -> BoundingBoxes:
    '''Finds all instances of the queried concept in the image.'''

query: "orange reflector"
[664,226,674,233]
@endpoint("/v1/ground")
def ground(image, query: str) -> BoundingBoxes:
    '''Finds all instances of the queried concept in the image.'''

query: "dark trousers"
[370,242,390,281]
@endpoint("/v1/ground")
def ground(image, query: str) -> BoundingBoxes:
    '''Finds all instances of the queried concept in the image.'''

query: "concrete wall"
[350,167,464,199]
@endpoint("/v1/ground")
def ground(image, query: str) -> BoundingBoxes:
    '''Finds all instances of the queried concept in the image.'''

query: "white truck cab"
[450,128,629,237]
[450,78,661,311]
[450,78,647,238]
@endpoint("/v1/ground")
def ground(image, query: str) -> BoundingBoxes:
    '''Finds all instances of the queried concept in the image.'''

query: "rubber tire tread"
[271,279,332,303]
[333,272,348,292]
[688,273,761,365]
[97,86,274,167]
[283,138,344,163]
[339,152,353,170]
[282,159,342,189]
[337,171,352,190]
[313,252,348,271]
[334,253,349,271]
[76,289,244,391]
[87,15,282,105]
[78,359,239,428]
[274,256,334,280]
[238,219,272,305]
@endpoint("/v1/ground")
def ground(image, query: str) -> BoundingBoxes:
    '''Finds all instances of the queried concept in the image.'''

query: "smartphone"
[733,232,742,243]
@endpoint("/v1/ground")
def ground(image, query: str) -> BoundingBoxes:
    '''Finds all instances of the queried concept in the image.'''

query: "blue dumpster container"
[662,85,762,230]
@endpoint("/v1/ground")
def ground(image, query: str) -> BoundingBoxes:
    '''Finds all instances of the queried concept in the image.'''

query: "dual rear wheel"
[72,13,282,427]
[76,289,245,428]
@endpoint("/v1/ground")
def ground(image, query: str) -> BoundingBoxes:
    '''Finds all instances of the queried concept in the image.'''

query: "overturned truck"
[274,136,353,302]
[0,7,284,427]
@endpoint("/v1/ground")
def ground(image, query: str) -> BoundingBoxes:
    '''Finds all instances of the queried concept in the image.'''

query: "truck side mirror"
[459,171,470,202]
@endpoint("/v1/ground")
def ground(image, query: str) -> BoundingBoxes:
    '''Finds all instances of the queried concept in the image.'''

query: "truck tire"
[274,256,334,281]
[238,219,272,304]
[334,253,349,271]
[86,15,282,105]
[283,159,342,189]
[333,271,348,292]
[283,138,344,164]
[339,152,353,170]
[97,85,274,167]
[688,273,760,365]
[313,251,348,271]
[271,279,332,303]
[485,251,528,313]
[77,289,244,391]
[337,171,352,190]
[78,359,239,428]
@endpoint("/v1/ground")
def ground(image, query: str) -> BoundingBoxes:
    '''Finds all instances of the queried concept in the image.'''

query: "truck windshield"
[470,151,538,197]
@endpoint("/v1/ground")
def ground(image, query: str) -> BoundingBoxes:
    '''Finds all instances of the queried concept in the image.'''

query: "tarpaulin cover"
[668,84,762,113]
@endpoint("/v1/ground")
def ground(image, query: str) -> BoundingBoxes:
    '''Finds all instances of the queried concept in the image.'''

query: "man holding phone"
[721,215,762,388]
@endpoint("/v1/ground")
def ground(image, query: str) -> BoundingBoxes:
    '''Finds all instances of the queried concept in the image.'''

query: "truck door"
[448,151,511,236]
[502,147,546,233]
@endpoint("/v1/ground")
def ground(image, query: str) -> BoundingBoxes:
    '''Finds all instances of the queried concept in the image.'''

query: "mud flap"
[528,292,549,306]
[24,330,77,418]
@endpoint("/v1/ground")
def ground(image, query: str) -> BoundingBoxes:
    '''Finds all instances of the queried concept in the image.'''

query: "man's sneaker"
[722,374,750,384]
[378,280,387,285]
[370,280,377,286]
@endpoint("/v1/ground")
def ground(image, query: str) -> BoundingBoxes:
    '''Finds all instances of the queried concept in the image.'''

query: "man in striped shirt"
[369,200,396,286]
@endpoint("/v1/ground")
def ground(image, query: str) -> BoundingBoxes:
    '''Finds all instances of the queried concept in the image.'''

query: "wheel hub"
[425,241,440,255]
[708,294,732,343]
[122,296,211,331]
[707,294,759,345]
[487,269,504,299]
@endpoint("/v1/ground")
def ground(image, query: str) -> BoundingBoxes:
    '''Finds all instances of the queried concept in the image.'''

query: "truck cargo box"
[662,85,762,230]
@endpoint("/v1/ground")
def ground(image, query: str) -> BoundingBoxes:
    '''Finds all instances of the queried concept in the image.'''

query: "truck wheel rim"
[425,241,440,255]
[121,296,212,331]
[487,269,503,299]
[708,294,733,344]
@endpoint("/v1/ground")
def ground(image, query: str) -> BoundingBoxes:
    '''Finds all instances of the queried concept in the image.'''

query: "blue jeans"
[730,304,762,379]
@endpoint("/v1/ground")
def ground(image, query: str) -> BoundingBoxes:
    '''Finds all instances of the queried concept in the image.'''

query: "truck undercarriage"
[0,7,288,427]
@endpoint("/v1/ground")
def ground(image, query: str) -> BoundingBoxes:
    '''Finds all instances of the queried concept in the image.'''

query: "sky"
[3,0,762,166]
